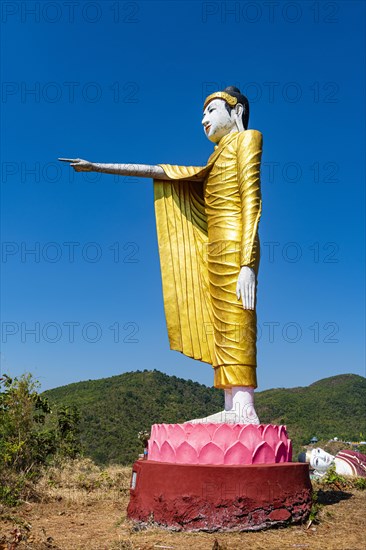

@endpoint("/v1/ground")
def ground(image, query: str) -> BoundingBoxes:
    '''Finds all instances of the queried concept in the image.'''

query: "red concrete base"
[127,460,312,531]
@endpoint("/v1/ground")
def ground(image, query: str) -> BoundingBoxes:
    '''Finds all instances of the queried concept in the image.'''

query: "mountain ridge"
[44,370,366,464]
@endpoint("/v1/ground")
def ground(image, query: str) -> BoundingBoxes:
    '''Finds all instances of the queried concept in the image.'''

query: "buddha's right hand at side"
[58,158,94,172]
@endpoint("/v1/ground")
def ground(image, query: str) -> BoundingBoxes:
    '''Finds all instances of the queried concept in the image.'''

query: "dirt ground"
[1,467,365,550]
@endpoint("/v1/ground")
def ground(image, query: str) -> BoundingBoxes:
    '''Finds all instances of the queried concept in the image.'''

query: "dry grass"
[0,462,365,550]
[35,458,131,504]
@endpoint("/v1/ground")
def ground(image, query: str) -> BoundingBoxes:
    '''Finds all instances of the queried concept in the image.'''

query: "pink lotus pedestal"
[148,423,292,465]
[127,423,312,531]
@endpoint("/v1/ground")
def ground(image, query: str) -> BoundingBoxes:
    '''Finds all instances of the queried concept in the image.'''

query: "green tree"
[0,373,81,505]
[0,374,53,471]
[56,405,80,458]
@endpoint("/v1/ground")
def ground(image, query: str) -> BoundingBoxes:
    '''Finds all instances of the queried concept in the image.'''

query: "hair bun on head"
[224,86,242,94]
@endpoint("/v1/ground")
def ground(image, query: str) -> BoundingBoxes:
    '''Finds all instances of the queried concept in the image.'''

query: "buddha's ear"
[234,103,244,117]
[233,103,245,131]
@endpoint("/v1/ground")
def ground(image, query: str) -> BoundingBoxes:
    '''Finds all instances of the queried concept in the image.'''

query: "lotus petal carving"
[263,424,279,450]
[275,441,287,463]
[148,440,160,461]
[185,424,212,448]
[160,441,176,463]
[213,424,236,451]
[238,424,263,451]
[252,442,275,464]
[199,442,224,465]
[224,442,251,465]
[175,441,198,464]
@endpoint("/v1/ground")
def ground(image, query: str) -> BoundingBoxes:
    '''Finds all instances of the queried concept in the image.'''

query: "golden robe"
[154,130,262,389]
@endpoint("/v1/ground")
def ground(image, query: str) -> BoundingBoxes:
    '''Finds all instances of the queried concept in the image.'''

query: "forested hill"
[44,371,366,465]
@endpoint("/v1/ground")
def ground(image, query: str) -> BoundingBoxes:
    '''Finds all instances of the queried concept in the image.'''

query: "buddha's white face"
[202,99,238,144]
[310,448,335,472]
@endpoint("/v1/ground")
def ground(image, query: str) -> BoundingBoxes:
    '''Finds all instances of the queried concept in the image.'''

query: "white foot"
[187,403,260,424]
[186,386,260,425]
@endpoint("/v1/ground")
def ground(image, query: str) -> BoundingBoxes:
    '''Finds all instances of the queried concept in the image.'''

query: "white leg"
[224,388,233,410]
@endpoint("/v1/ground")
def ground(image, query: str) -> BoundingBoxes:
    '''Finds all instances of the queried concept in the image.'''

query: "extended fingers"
[243,281,255,310]
[58,158,77,163]
[248,283,254,310]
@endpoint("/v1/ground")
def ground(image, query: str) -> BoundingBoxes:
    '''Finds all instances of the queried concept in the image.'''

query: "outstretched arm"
[58,158,171,180]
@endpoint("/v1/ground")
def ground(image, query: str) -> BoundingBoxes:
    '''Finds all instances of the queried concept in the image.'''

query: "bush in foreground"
[0,373,81,506]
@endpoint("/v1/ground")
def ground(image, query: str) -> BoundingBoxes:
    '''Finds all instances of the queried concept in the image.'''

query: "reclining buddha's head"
[299,447,335,473]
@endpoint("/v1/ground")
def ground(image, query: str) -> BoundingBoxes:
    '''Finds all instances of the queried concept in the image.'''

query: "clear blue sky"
[1,0,365,391]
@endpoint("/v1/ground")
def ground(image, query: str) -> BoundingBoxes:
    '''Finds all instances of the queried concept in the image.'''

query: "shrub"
[0,373,81,505]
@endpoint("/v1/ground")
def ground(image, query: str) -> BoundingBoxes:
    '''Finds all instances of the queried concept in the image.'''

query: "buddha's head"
[299,447,335,473]
[310,448,335,472]
[202,86,249,143]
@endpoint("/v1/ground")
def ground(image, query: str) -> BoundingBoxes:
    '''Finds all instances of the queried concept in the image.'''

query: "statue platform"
[127,423,312,531]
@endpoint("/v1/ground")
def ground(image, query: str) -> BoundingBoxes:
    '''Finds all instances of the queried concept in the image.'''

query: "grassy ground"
[0,459,365,550]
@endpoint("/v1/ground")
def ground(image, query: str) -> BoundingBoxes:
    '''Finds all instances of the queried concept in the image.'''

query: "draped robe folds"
[153,130,262,389]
